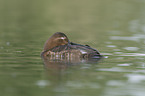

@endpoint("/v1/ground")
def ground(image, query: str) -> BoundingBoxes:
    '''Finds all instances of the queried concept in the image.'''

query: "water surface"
[0,0,145,96]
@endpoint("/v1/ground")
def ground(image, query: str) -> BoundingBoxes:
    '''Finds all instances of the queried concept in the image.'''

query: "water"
[0,0,145,96]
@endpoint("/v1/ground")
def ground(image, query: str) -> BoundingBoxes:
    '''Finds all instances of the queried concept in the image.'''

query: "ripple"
[125,74,145,83]
[137,64,145,68]
[97,67,145,73]
[110,36,139,41]
[97,67,127,72]
[36,80,50,88]
[118,53,145,56]
[107,80,125,86]
[66,81,100,89]
[6,42,10,46]
[117,63,132,66]
[105,42,112,44]
[114,52,123,54]
[113,49,121,51]
[115,57,124,60]
[101,53,113,55]
[123,47,139,51]
[110,34,145,41]
[106,45,116,48]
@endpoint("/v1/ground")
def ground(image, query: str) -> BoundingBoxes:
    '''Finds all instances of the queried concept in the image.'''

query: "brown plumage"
[41,32,102,59]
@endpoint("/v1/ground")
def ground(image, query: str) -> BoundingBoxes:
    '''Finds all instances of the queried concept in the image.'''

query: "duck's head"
[43,32,70,51]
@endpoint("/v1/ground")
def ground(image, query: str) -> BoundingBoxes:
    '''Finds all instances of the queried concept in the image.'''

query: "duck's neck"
[43,39,55,51]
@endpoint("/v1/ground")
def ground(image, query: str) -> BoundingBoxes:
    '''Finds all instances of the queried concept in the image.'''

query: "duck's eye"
[58,39,63,42]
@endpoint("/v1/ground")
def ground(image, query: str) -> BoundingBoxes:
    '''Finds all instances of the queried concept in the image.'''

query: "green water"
[1,0,145,96]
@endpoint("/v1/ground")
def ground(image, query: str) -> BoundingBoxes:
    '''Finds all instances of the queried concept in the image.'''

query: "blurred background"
[0,0,145,96]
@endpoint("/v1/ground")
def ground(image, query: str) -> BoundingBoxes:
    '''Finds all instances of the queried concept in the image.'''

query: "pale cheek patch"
[60,37,66,40]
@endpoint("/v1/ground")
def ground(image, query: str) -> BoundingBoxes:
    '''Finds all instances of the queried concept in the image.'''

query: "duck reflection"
[41,55,103,93]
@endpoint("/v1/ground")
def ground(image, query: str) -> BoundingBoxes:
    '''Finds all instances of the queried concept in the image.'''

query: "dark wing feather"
[49,42,102,58]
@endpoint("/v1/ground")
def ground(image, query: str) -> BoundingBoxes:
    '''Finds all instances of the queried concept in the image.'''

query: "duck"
[41,32,102,59]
